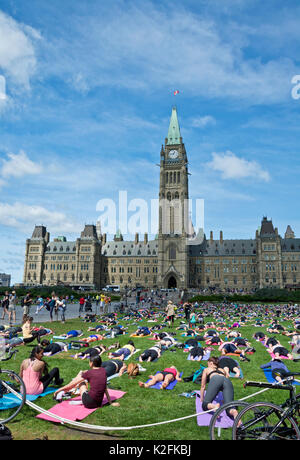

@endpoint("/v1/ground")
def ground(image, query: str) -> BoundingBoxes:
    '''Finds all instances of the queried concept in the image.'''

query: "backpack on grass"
[0,424,13,440]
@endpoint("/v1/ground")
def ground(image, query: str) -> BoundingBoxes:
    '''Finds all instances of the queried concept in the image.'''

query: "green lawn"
[2,313,300,441]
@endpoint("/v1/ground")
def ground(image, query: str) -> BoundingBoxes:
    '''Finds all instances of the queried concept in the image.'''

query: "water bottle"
[0,337,6,360]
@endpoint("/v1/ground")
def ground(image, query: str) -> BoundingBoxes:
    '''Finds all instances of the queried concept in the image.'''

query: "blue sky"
[0,0,300,284]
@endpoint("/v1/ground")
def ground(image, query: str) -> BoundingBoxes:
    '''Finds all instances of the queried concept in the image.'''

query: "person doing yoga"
[200,356,238,419]
[53,355,120,408]
[20,346,63,395]
[101,360,140,378]
[74,345,107,360]
[138,366,181,389]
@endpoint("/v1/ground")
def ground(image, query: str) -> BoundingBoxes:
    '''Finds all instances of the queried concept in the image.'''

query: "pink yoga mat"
[36,389,125,423]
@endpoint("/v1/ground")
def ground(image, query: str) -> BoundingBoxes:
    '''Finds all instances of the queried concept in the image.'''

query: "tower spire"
[167,106,181,145]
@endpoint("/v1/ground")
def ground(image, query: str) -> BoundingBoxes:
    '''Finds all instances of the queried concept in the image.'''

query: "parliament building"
[23,108,300,291]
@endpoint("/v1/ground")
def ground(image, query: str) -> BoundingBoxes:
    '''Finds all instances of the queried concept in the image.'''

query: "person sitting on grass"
[53,355,120,408]
[22,316,53,344]
[74,345,107,360]
[138,366,181,389]
[108,340,136,361]
[20,346,63,395]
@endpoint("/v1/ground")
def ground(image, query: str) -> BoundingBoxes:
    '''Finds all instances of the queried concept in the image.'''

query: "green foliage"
[189,288,300,304]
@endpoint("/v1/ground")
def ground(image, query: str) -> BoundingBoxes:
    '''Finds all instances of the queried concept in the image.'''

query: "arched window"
[169,244,176,260]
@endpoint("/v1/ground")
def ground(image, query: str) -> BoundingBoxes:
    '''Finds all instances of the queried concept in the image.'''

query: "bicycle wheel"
[0,370,26,423]
[209,401,249,440]
[232,401,300,440]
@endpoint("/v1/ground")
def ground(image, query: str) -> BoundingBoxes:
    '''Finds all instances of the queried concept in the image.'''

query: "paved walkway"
[0,302,119,326]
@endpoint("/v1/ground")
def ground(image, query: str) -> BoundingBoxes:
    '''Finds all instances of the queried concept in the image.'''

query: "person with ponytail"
[20,346,63,395]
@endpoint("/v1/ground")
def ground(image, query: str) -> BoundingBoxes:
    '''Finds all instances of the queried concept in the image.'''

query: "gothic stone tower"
[158,107,189,289]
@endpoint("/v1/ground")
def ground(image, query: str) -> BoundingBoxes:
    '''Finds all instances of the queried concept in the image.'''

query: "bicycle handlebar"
[244,380,295,391]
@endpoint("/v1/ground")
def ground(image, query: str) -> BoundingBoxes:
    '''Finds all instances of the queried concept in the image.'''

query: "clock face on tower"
[168,149,179,159]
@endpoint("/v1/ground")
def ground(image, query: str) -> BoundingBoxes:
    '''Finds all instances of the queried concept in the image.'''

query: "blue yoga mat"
[145,372,183,390]
[262,368,300,386]
[0,387,57,410]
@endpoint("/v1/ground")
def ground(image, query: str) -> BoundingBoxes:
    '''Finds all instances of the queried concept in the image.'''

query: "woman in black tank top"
[200,356,238,420]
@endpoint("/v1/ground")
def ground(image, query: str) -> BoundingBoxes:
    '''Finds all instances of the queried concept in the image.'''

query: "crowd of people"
[1,288,300,422]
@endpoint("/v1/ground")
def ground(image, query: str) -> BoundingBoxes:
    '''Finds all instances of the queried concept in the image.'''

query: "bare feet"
[138,381,145,388]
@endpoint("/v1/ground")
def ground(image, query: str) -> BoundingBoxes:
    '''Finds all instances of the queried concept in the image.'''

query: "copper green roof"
[167,106,181,145]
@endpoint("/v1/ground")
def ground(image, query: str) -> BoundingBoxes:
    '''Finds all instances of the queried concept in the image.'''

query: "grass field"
[2,311,300,441]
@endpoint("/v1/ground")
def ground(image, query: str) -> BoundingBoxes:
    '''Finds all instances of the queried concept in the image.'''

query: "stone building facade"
[23,108,300,291]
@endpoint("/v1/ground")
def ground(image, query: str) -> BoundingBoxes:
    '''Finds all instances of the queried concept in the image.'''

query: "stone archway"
[168,275,177,289]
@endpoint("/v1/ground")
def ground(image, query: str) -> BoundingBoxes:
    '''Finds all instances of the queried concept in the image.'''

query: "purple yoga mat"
[145,372,182,389]
[195,391,234,428]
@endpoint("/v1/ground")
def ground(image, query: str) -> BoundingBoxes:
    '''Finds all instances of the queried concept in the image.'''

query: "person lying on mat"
[260,358,292,384]
[138,366,181,389]
[132,326,151,337]
[139,344,162,362]
[200,356,238,418]
[253,331,265,341]
[108,340,136,361]
[101,360,139,378]
[20,345,63,395]
[53,355,120,408]
[80,334,105,343]
[267,342,293,360]
[218,356,241,378]
[218,341,250,362]
[189,345,211,361]
[74,345,107,360]
[59,330,83,339]
[40,339,68,356]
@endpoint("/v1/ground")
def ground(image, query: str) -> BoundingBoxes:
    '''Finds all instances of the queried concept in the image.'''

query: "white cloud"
[0,201,81,234]
[0,150,43,179]
[191,115,216,128]
[0,10,40,89]
[207,151,271,182]
[39,3,296,103]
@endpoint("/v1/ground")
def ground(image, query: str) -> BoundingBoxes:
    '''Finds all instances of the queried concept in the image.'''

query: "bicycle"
[232,374,300,440]
[0,349,26,423]
[209,400,250,440]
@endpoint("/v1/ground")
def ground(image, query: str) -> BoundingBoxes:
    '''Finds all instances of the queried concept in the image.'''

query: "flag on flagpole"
[174,90,179,95]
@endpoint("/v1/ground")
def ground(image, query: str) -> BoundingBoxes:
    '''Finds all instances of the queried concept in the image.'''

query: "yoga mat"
[269,352,290,360]
[145,372,183,390]
[187,350,211,361]
[195,392,233,428]
[0,387,57,410]
[262,368,300,385]
[36,389,126,423]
